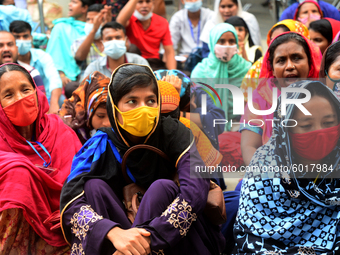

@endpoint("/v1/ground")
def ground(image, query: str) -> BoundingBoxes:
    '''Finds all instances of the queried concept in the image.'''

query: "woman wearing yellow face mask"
[60,64,225,255]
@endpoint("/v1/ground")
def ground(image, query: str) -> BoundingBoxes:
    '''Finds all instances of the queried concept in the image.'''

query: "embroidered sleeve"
[161,197,197,236]
[70,205,103,241]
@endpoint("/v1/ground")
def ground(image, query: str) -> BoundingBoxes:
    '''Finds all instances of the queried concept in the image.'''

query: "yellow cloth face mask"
[115,105,158,137]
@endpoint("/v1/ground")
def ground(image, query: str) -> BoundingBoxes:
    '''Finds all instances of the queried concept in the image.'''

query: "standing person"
[240,32,322,166]
[280,0,340,21]
[191,23,252,131]
[169,0,213,57]
[200,0,261,58]
[0,63,82,254]
[60,64,225,255]
[235,81,340,254]
[309,18,340,55]
[83,21,149,78]
[71,4,112,78]
[116,0,176,70]
[59,71,111,144]
[225,16,262,63]
[46,0,93,88]
[293,0,323,27]
[9,20,63,114]
[0,31,46,97]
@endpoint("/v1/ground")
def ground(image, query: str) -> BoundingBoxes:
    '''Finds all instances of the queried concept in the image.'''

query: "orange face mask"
[3,92,39,127]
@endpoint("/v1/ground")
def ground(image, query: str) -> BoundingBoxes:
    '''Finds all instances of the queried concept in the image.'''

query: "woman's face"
[270,27,288,42]
[0,70,36,108]
[216,31,236,46]
[219,0,238,21]
[272,40,310,87]
[325,55,340,90]
[91,106,111,130]
[298,3,321,19]
[290,95,338,134]
[116,85,157,125]
[309,29,329,55]
[234,26,247,43]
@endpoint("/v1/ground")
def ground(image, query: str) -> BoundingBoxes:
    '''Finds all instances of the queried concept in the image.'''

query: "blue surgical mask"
[103,40,126,60]
[326,70,340,99]
[84,23,102,40]
[16,40,31,55]
[184,0,202,12]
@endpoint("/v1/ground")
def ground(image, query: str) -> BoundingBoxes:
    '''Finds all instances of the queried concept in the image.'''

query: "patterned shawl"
[234,80,340,255]
[58,71,109,144]
[240,32,322,145]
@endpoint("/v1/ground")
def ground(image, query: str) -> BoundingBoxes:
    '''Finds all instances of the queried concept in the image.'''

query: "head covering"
[192,23,251,130]
[158,80,180,113]
[0,63,82,247]
[293,0,323,20]
[235,80,340,254]
[200,0,262,46]
[266,19,309,46]
[58,71,109,144]
[225,16,262,63]
[260,32,322,79]
[158,80,223,168]
[241,32,322,145]
[324,18,340,41]
[60,64,193,218]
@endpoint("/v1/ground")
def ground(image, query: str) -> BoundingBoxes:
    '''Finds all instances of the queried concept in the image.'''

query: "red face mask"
[3,92,39,127]
[289,123,340,161]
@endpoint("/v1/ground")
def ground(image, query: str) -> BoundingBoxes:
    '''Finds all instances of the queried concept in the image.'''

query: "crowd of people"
[2,0,340,254]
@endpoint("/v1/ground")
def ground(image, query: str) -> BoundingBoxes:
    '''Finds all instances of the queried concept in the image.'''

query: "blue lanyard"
[188,18,200,46]
[26,140,52,168]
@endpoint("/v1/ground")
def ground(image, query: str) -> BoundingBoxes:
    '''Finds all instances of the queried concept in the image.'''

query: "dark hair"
[80,0,95,7]
[225,16,254,47]
[101,21,126,36]
[297,82,339,117]
[267,33,311,71]
[269,24,290,40]
[87,3,104,13]
[0,64,35,89]
[9,20,32,34]
[323,41,340,75]
[109,65,158,106]
[309,19,332,45]
[226,0,238,5]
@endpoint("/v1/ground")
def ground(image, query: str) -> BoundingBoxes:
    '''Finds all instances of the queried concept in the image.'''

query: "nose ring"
[292,65,295,69]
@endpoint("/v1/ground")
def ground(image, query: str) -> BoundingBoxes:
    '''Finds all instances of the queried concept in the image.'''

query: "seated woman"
[309,18,340,55]
[60,64,225,255]
[240,32,322,166]
[58,71,111,144]
[200,0,261,58]
[241,19,309,102]
[293,0,323,27]
[319,41,340,98]
[234,80,340,254]
[0,63,82,254]
[191,23,252,131]
[225,16,262,63]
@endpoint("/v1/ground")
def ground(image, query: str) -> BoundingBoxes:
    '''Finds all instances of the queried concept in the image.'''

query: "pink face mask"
[298,13,321,24]
[214,44,238,62]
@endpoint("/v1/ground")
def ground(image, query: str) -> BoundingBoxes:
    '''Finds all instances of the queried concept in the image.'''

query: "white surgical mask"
[103,40,126,60]
[184,0,202,12]
[214,44,238,62]
[133,10,153,21]
[84,23,102,40]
